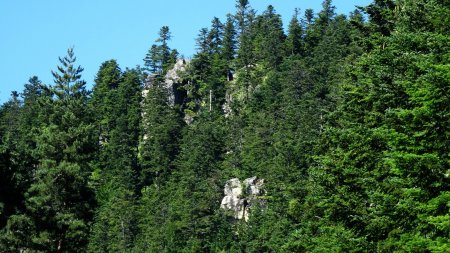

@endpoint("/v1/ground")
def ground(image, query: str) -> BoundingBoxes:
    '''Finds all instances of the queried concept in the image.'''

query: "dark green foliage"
[252,5,285,69]
[235,0,256,70]
[2,0,449,251]
[144,26,177,74]
[365,0,396,36]
[285,9,304,56]
[26,161,94,251]
[51,48,89,101]
[139,78,183,186]
[18,48,96,252]
[88,62,142,252]
[209,17,224,54]
[0,78,50,251]
[0,93,23,228]
[303,0,450,251]
[222,14,237,62]
[136,113,226,252]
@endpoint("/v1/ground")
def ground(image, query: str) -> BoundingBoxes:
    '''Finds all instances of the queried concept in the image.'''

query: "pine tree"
[0,92,22,229]
[137,113,225,252]
[0,77,52,251]
[144,45,160,73]
[317,0,336,29]
[196,28,211,54]
[253,5,285,69]
[235,0,255,70]
[91,60,121,145]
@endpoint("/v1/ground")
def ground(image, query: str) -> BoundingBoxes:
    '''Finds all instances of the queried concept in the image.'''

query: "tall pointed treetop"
[51,47,87,99]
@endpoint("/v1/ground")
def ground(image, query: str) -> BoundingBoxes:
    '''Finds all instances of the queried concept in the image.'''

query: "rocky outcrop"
[143,59,193,124]
[164,59,189,106]
[143,59,189,106]
[142,74,158,98]
[220,177,266,221]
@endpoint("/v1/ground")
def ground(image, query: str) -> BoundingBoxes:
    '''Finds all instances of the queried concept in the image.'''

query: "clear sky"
[0,0,372,103]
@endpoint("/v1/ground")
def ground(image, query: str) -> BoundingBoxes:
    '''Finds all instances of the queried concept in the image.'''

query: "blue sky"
[0,0,372,103]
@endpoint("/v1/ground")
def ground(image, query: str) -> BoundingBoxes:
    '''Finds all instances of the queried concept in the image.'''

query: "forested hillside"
[0,0,449,252]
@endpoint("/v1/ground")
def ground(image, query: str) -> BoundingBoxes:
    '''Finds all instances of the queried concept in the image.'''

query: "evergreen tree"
[195,28,211,54]
[317,0,336,29]
[285,8,304,56]
[235,0,256,70]
[144,26,177,74]
[137,113,226,252]
[0,92,22,228]
[253,5,285,69]
[139,77,183,186]
[24,48,95,252]
[208,17,224,54]
[89,64,142,252]
[144,45,160,73]
[0,77,53,251]
[90,60,121,144]
[303,1,450,251]
[221,14,237,62]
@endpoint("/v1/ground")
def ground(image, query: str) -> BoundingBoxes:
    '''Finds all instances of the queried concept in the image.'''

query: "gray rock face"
[143,59,189,106]
[243,176,264,196]
[165,59,189,106]
[224,178,242,196]
[142,74,158,98]
[220,177,266,221]
[143,59,193,124]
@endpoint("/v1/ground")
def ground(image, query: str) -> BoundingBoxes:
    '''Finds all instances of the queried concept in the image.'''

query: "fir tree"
[89,64,142,251]
[144,26,176,74]
[24,48,95,252]
[285,8,304,56]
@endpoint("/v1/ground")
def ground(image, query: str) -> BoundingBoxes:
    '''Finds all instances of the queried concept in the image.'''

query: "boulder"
[220,177,266,221]
[243,176,264,196]
[224,178,242,196]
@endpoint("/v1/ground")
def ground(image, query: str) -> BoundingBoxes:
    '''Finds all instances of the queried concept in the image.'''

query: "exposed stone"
[142,59,189,106]
[183,114,194,125]
[220,177,266,221]
[165,59,189,106]
[142,74,158,98]
[243,176,264,196]
[224,178,242,196]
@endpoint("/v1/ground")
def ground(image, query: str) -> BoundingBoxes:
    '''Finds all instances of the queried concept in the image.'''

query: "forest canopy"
[0,0,449,252]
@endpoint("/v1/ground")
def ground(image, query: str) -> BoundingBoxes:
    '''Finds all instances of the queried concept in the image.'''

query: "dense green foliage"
[1,0,449,252]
